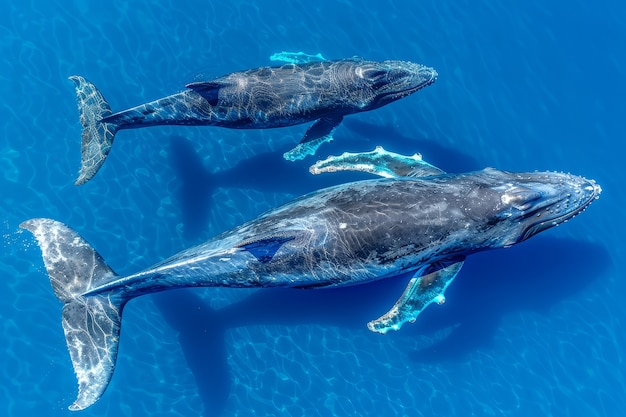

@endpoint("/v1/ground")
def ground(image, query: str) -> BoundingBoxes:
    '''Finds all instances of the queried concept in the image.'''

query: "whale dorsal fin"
[235,234,296,263]
[186,81,228,106]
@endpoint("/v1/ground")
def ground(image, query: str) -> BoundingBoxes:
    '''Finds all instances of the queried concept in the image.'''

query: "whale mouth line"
[381,73,438,101]
[521,182,601,241]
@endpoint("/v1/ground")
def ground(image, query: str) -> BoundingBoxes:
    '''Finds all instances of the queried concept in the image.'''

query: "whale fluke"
[69,76,119,185]
[20,218,124,411]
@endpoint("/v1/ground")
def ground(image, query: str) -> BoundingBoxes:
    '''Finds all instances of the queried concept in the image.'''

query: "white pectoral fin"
[309,146,444,178]
[269,51,327,64]
[283,116,343,161]
[367,260,464,334]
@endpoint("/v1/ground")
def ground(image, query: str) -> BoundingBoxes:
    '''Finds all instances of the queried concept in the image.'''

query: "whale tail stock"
[69,76,119,186]
[21,218,125,411]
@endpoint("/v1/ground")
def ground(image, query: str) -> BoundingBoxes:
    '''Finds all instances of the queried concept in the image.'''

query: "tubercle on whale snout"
[517,177,601,242]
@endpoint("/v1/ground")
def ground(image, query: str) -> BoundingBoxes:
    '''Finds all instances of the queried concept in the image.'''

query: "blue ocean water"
[1,0,624,416]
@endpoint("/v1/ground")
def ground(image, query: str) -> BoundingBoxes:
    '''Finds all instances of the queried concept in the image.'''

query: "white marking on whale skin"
[501,193,515,205]
[235,75,248,91]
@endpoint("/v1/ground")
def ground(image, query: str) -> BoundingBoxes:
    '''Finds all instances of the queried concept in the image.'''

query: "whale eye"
[501,188,542,211]
[367,70,386,79]
[356,66,386,80]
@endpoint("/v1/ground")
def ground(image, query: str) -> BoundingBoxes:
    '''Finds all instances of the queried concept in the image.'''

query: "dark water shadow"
[403,237,612,363]
[152,290,230,417]
[168,135,371,239]
[152,236,609,416]
[169,127,478,240]
[169,137,214,239]
[342,118,482,173]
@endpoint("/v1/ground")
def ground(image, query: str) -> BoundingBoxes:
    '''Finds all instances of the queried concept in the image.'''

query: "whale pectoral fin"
[367,259,464,334]
[269,51,327,64]
[185,81,227,106]
[283,115,343,161]
[309,146,445,178]
[235,235,297,263]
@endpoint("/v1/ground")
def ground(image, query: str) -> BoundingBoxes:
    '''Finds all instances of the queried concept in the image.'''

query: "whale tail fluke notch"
[20,218,125,411]
[69,76,119,186]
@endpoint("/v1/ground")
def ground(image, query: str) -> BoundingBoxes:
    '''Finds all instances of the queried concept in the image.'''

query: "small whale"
[22,148,600,410]
[68,58,437,185]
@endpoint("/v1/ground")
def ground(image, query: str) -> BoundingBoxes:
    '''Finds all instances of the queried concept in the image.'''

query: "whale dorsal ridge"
[235,234,296,263]
[185,81,228,106]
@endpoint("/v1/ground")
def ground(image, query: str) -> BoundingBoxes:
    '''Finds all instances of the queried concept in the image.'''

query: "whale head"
[353,60,438,109]
[462,169,602,248]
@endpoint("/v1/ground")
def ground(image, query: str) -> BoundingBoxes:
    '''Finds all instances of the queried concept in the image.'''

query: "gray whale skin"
[69,58,437,185]
[22,148,600,410]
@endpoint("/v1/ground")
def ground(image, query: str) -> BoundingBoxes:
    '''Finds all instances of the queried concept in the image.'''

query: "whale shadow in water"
[152,291,230,417]
[342,118,482,173]
[169,126,479,240]
[152,236,609,416]
[168,135,372,240]
[403,237,612,363]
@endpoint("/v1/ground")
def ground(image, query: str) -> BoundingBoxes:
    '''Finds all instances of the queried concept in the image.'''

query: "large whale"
[21,148,600,410]
[69,58,437,185]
